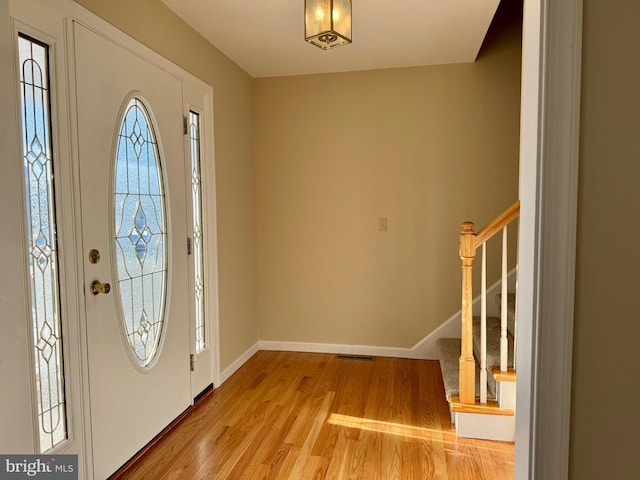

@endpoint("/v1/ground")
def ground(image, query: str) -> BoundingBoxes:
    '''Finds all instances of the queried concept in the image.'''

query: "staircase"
[437,293,516,441]
[436,201,520,442]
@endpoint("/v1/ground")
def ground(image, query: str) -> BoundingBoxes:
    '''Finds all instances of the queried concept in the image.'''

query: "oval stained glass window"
[114,97,167,368]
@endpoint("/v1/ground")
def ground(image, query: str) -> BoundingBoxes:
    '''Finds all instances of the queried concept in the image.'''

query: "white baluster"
[480,242,487,404]
[501,226,508,371]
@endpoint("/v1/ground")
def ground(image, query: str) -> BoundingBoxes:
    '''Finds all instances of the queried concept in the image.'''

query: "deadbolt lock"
[90,280,111,296]
[88,249,101,264]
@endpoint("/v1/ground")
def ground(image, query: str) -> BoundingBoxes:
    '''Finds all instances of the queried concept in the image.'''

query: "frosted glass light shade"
[305,0,352,50]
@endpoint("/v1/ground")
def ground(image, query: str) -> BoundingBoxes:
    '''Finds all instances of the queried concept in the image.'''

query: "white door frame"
[516,0,582,478]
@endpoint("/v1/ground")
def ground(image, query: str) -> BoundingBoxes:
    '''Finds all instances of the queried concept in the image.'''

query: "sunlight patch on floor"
[327,413,447,440]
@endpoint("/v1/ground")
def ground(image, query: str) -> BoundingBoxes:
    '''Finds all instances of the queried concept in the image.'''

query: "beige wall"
[570,1,640,478]
[254,5,521,346]
[74,0,521,363]
[75,0,258,370]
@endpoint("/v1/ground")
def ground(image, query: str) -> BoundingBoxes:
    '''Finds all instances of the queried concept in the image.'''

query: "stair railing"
[458,200,520,405]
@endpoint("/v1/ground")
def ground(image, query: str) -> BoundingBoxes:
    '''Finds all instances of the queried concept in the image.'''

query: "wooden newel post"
[459,221,477,404]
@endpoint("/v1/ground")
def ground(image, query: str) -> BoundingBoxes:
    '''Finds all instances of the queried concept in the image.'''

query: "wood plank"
[491,367,517,382]
[449,396,515,416]
[113,351,514,480]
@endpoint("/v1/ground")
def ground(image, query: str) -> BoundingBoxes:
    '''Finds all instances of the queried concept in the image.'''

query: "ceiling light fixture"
[305,0,352,50]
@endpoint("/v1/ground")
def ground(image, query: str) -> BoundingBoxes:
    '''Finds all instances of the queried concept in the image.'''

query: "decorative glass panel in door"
[114,97,167,368]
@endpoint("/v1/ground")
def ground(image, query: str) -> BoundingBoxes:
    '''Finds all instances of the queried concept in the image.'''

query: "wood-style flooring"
[114,351,514,479]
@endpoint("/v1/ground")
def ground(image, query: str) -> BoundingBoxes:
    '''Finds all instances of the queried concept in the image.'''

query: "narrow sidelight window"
[189,111,206,352]
[18,34,68,452]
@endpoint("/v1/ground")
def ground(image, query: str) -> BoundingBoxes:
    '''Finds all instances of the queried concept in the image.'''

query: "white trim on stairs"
[456,412,516,442]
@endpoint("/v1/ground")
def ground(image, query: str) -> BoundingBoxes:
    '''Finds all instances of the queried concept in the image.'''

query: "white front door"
[74,23,191,479]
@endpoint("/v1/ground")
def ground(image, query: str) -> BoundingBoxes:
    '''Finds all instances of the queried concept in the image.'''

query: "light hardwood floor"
[114,351,514,479]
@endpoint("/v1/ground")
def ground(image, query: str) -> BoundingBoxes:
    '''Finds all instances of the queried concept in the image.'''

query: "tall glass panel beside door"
[17,34,67,453]
[189,111,205,354]
[185,106,214,399]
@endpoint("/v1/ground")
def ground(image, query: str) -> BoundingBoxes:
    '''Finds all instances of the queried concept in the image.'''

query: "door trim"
[517,0,582,478]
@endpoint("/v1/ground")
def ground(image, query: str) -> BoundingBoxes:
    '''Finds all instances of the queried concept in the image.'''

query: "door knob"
[90,280,111,295]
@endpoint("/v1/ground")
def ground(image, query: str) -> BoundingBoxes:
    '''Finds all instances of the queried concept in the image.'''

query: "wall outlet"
[378,217,387,232]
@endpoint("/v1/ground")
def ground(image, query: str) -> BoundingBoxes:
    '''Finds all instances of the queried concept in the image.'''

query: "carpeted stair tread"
[472,316,515,368]
[436,338,486,402]
[472,316,514,397]
[436,338,460,401]
[436,293,517,408]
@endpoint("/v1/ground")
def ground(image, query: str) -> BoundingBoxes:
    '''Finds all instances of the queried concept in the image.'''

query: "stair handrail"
[458,200,520,405]
[475,200,521,247]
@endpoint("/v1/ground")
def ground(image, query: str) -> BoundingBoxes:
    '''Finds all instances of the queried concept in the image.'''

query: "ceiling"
[161,0,501,78]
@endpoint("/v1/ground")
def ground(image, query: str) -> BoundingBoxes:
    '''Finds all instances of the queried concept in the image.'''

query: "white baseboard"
[218,342,260,386]
[215,270,516,386]
[216,340,412,388]
[259,340,412,359]
[410,268,516,360]
[216,341,412,389]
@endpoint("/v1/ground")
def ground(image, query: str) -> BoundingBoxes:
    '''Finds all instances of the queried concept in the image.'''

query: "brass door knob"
[90,280,111,295]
